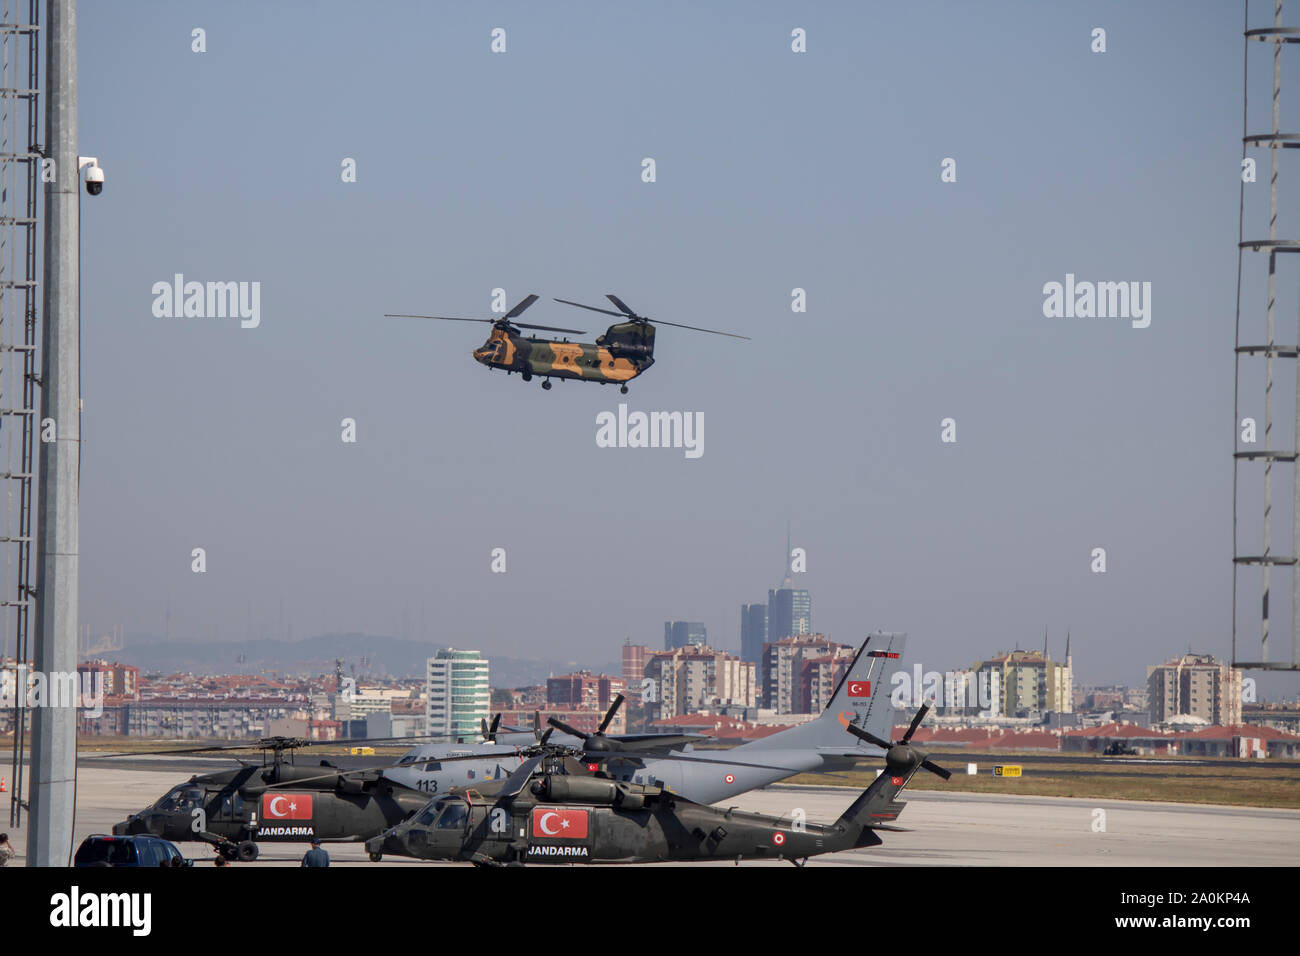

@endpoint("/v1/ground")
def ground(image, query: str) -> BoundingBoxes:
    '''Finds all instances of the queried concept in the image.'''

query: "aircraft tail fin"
[744,631,906,754]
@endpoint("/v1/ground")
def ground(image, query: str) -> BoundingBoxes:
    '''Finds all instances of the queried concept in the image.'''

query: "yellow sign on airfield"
[350,746,375,755]
[993,764,1022,778]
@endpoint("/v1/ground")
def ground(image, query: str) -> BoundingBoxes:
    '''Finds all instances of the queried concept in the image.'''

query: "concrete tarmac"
[3,767,1296,867]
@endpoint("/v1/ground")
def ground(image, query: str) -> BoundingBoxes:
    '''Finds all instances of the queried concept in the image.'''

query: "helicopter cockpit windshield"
[154,786,204,812]
[413,797,468,830]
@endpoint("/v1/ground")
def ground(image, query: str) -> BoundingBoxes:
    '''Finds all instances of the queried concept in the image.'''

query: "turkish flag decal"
[847,680,871,698]
[531,807,589,840]
[261,793,313,820]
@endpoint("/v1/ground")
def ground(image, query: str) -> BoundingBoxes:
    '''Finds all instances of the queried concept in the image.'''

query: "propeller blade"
[647,318,750,340]
[843,723,893,751]
[502,294,539,319]
[920,758,951,781]
[903,703,930,744]
[533,711,541,738]
[547,716,589,741]
[480,718,490,740]
[489,714,501,737]
[597,694,625,735]
[512,321,587,334]
[383,314,495,323]
[538,728,554,747]
[553,297,625,318]
[605,294,638,317]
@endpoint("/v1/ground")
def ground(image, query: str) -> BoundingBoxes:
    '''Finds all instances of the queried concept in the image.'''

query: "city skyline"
[42,3,1295,701]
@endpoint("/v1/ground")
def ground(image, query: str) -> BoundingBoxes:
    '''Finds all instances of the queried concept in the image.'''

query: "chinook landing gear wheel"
[522,372,532,382]
[237,841,259,862]
[542,380,552,390]
[620,385,629,394]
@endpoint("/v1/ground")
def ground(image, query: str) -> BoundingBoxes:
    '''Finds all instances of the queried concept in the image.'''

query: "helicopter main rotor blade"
[902,703,930,744]
[843,722,893,751]
[597,694,625,735]
[553,297,625,318]
[512,321,587,334]
[605,294,638,317]
[496,755,544,799]
[547,716,590,741]
[383,314,495,323]
[648,318,750,340]
[502,294,540,319]
[921,757,951,780]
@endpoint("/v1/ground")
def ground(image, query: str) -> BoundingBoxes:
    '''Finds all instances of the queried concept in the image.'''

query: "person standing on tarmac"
[301,838,329,867]
[0,833,14,866]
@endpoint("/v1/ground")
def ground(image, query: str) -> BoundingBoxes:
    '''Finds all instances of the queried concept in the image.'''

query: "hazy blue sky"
[53,2,1298,694]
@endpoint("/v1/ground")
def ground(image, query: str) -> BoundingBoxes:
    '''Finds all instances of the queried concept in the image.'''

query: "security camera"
[84,165,103,196]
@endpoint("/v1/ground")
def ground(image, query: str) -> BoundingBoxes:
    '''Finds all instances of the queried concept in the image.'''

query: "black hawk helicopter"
[110,735,438,861]
[111,697,707,862]
[366,704,950,866]
[385,293,747,392]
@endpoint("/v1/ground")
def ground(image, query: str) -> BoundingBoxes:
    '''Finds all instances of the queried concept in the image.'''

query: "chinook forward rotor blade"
[502,293,539,319]
[383,314,496,323]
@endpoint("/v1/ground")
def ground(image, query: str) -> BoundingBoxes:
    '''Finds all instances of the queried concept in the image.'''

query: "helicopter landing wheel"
[369,851,383,863]
[620,385,629,394]
[542,380,552,390]
[237,841,259,862]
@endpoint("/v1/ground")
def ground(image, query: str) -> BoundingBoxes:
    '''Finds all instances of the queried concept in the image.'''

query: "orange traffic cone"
[0,776,6,792]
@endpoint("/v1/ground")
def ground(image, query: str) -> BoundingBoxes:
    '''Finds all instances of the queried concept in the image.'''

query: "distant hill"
[113,632,620,687]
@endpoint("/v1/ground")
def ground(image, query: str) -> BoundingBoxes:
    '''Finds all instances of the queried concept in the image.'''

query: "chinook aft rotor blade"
[553,297,625,318]
[511,321,587,334]
[553,296,750,340]
[646,318,749,339]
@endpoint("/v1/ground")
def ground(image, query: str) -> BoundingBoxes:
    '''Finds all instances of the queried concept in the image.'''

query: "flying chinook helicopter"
[384,293,748,392]
[110,735,439,861]
[366,704,950,867]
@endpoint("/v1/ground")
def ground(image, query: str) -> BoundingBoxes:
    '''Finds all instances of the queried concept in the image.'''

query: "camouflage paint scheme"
[473,320,655,385]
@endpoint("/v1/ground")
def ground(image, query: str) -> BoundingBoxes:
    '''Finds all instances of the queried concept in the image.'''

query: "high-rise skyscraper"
[425,647,490,740]
[740,603,768,664]
[664,621,707,650]
[767,587,811,643]
[768,525,811,644]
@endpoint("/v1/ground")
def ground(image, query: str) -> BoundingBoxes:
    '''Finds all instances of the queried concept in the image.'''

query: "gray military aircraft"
[382,631,908,806]
[366,700,947,866]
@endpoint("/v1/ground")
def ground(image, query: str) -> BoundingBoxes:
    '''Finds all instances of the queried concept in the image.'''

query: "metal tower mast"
[1235,0,1300,671]
[0,0,39,828]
